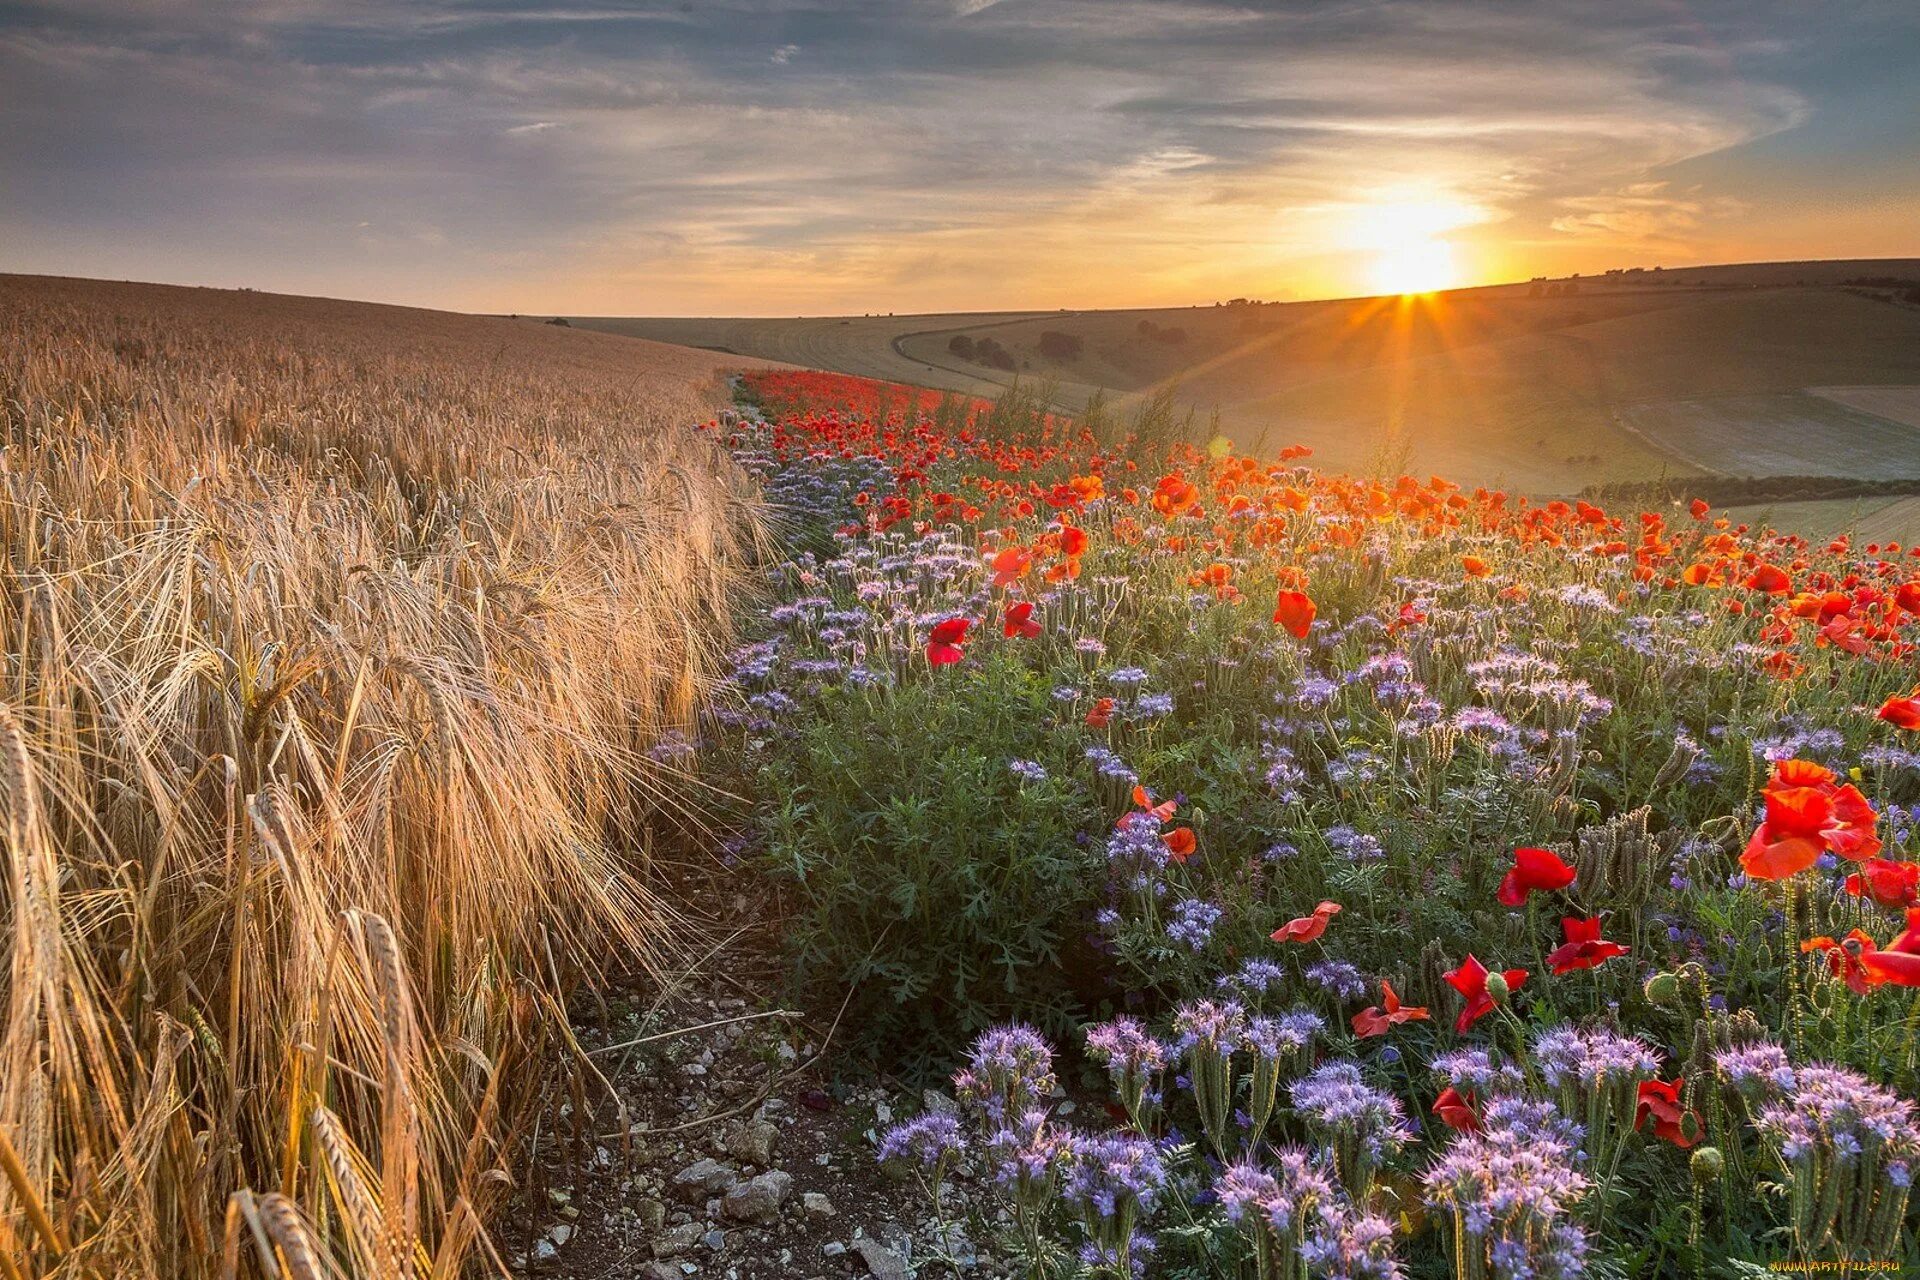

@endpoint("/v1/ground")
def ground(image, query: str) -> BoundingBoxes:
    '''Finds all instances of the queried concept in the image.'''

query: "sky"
[1,0,1916,315]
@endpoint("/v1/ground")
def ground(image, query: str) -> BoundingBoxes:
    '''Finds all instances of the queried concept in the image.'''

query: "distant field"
[580,259,1920,495]
[1724,494,1920,545]
[1618,393,1920,478]
[1811,385,1920,430]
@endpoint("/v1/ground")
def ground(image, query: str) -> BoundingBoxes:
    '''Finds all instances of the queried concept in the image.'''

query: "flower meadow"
[703,370,1920,1275]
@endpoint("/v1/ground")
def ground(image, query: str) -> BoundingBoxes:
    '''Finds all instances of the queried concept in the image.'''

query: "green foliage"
[755,658,1103,1073]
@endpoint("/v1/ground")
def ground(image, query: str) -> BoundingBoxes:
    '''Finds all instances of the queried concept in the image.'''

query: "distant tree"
[948,334,975,358]
[546,317,571,327]
[1037,330,1083,361]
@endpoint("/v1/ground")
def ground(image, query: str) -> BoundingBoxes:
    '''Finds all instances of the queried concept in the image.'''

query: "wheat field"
[0,275,774,1276]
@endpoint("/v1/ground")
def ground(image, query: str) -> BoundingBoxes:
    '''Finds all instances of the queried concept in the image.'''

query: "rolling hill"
[574,258,1920,498]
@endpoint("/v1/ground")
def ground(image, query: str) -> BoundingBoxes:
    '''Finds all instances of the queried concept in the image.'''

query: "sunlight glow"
[1371,237,1457,295]
[1346,193,1479,295]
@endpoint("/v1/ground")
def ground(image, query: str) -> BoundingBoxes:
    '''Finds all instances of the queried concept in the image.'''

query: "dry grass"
[0,275,773,1276]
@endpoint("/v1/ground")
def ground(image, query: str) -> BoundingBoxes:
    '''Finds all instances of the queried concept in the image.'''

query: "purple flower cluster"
[1292,1063,1412,1151]
[1533,1025,1660,1091]
[1423,1095,1590,1280]
[1751,1060,1920,1258]
[1713,1040,1795,1098]
[954,1024,1057,1124]
[876,1111,966,1168]
[1167,897,1223,951]
[1062,1131,1167,1221]
[1222,1148,1404,1280]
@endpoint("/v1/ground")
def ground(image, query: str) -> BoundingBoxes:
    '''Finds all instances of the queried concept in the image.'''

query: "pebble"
[720,1170,792,1224]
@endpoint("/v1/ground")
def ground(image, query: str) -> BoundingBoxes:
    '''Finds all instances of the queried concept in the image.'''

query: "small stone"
[653,1222,703,1260]
[702,1227,727,1252]
[921,1088,955,1115]
[721,1171,792,1224]
[637,1199,667,1232]
[822,1242,847,1258]
[529,1239,558,1265]
[672,1157,738,1194]
[639,1265,682,1280]
[854,1238,910,1280]
[725,1120,780,1166]
[548,1225,573,1246]
[873,1101,893,1125]
[802,1191,835,1218]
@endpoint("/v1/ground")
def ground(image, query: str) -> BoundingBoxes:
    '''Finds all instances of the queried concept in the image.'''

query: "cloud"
[0,0,1909,311]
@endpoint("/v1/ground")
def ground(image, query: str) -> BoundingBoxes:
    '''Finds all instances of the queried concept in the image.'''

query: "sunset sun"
[1348,195,1478,295]
[1371,236,1458,294]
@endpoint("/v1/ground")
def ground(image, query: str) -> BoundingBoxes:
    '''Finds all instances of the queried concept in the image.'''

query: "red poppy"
[1352,980,1429,1037]
[1745,564,1792,594]
[1084,696,1116,729]
[1272,589,1316,639]
[1129,784,1177,824]
[1442,954,1528,1032]
[1496,847,1577,906]
[1003,600,1042,639]
[1545,916,1630,975]
[1689,498,1710,520]
[926,617,970,666]
[990,545,1032,587]
[1878,687,1920,731]
[1163,827,1197,863]
[1740,758,1881,880]
[1860,907,1920,987]
[1432,1086,1479,1133]
[1271,900,1341,944]
[1801,930,1885,995]
[1845,858,1920,909]
[1635,1078,1699,1148]
[1059,525,1089,558]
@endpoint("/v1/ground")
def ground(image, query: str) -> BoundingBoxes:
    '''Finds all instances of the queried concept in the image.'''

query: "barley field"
[0,276,774,1276]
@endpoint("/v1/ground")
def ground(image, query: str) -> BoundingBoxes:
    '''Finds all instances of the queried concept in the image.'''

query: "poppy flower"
[1845,858,1920,909]
[1084,697,1115,729]
[1003,600,1042,639]
[990,545,1032,587]
[1442,954,1528,1032]
[1272,589,1316,639]
[1545,916,1631,975]
[1745,564,1792,594]
[1689,498,1710,520]
[1740,758,1881,880]
[1461,555,1491,578]
[1635,1078,1699,1148]
[1496,847,1577,906]
[1162,826,1197,863]
[1860,907,1920,986]
[1878,687,1920,730]
[926,617,970,666]
[1352,980,1429,1038]
[1271,900,1341,944]
[1431,1087,1479,1133]
[1059,525,1089,559]
[1129,784,1177,824]
[1801,930,1884,995]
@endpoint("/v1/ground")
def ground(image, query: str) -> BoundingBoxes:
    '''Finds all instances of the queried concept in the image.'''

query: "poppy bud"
[1690,1145,1724,1183]
[1680,1110,1701,1143]
[1484,971,1510,1004]
[1644,972,1680,1005]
